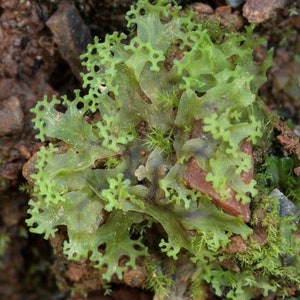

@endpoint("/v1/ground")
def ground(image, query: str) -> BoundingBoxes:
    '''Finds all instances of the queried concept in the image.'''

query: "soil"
[0,0,299,299]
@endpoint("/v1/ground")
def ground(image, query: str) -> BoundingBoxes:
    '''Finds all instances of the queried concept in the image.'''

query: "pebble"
[243,0,287,23]
[191,3,214,15]
[226,0,245,7]
[183,157,251,222]
[0,96,24,136]
[22,151,38,185]
[46,1,92,81]
[270,188,298,218]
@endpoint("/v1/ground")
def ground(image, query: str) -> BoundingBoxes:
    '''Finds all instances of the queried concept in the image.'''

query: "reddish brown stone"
[252,225,268,247]
[215,5,232,17]
[225,235,248,254]
[240,140,254,185]
[184,120,253,222]
[184,158,251,222]
[123,266,147,288]
[65,262,88,282]
[22,151,38,185]
[191,3,214,15]
[274,120,300,161]
[0,162,21,180]
[219,259,240,272]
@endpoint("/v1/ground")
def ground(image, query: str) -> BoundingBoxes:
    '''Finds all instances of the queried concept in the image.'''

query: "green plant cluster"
[26,0,300,298]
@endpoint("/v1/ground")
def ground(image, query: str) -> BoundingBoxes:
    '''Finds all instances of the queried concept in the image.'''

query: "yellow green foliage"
[26,0,300,298]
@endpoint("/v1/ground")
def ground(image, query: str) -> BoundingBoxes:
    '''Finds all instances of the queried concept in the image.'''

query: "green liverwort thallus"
[26,0,300,298]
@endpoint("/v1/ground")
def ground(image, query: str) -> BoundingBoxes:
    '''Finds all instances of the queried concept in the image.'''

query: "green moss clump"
[26,0,300,298]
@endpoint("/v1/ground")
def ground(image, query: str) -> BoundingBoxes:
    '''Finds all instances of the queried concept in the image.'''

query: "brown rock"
[274,120,300,161]
[219,259,241,272]
[184,121,253,222]
[18,144,31,160]
[0,162,21,180]
[191,3,214,15]
[184,158,251,222]
[243,0,286,23]
[240,140,254,185]
[253,45,268,66]
[252,225,268,246]
[65,262,88,282]
[0,96,24,136]
[46,0,92,81]
[215,5,232,16]
[123,266,147,288]
[225,235,248,254]
[22,151,38,185]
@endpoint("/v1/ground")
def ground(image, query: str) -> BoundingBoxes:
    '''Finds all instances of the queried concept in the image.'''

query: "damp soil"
[0,1,299,299]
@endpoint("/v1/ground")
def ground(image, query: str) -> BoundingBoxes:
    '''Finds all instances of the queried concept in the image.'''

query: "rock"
[46,0,92,81]
[22,151,38,185]
[215,6,244,31]
[225,235,247,254]
[243,0,287,23]
[191,3,214,15]
[274,119,300,161]
[183,121,252,222]
[123,266,147,288]
[183,158,251,222]
[0,162,21,180]
[0,96,24,136]
[226,0,245,8]
[270,188,299,218]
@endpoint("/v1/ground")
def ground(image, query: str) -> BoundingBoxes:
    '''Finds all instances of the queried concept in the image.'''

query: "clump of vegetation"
[26,0,300,298]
